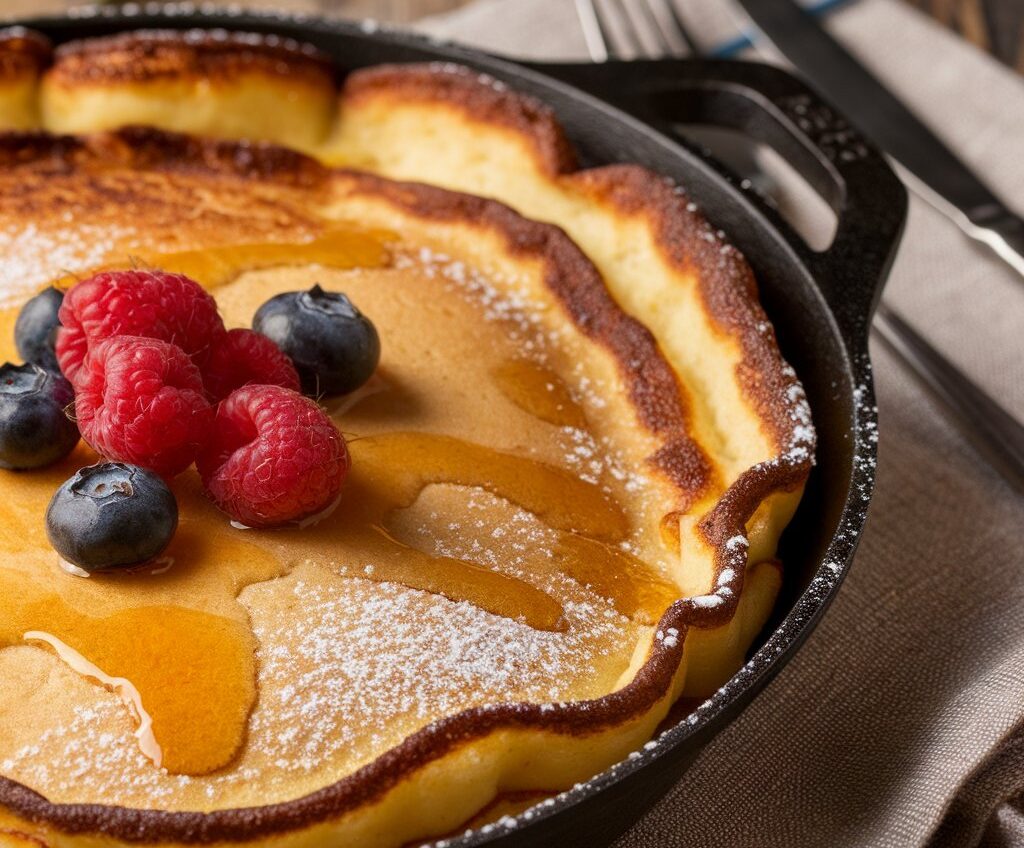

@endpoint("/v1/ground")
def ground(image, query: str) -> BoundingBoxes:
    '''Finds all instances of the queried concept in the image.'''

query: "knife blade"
[734,0,1024,280]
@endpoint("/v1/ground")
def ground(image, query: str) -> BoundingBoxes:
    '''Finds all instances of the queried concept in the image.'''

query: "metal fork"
[575,0,1024,494]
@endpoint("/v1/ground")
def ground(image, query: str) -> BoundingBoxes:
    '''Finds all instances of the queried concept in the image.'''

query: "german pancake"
[0,27,815,848]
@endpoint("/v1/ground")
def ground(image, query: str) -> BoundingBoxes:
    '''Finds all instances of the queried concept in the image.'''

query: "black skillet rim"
[0,5,903,846]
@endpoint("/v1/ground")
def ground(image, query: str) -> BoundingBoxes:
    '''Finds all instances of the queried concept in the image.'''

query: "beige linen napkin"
[418,1,1024,845]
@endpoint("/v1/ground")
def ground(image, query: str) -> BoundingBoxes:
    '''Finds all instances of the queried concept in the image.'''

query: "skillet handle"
[522,58,907,344]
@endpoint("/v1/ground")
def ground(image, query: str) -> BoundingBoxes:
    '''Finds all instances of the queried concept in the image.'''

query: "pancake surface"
[0,28,815,848]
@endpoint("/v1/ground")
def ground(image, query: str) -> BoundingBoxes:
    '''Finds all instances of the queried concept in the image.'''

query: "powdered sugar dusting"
[2,561,637,808]
[241,571,632,791]
[392,247,658,515]
[0,221,135,306]
[1,234,687,815]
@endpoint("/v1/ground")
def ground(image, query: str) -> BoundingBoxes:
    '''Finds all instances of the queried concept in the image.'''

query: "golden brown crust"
[0,127,332,277]
[49,29,334,88]
[0,28,51,80]
[342,63,814,493]
[567,164,812,462]
[344,63,579,178]
[339,169,712,502]
[0,125,324,185]
[564,168,814,628]
[0,126,692,843]
[0,126,709,514]
[0,33,815,846]
[0,122,807,846]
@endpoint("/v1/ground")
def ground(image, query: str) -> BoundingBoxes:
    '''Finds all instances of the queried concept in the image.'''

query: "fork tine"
[577,0,637,61]
[574,0,614,62]
[616,0,662,59]
[644,0,701,55]
[575,0,704,62]
[631,0,686,57]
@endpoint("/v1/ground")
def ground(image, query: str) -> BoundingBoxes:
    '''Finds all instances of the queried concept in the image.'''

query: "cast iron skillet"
[11,6,907,846]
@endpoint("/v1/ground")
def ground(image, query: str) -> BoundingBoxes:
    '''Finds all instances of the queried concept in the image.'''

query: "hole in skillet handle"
[673,123,838,251]
[517,56,907,650]
[522,56,907,348]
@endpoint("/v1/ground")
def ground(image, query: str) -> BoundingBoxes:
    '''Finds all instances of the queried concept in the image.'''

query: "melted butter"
[0,227,681,781]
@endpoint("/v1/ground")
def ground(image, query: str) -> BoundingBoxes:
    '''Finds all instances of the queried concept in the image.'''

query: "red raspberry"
[197,385,348,528]
[203,328,301,402]
[57,270,226,382]
[74,336,213,477]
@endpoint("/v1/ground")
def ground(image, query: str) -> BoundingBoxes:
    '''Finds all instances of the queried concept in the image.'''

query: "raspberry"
[74,336,213,477]
[57,270,226,382]
[203,328,301,402]
[197,385,348,528]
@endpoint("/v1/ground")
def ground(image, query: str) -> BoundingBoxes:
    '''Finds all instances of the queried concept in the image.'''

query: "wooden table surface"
[2,0,1021,72]
[907,0,1023,71]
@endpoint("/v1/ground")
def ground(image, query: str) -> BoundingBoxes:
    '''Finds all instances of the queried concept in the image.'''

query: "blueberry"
[15,286,63,372]
[46,462,178,572]
[0,362,79,470]
[253,285,380,397]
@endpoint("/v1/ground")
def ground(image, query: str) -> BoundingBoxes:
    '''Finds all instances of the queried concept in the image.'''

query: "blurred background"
[2,0,1021,70]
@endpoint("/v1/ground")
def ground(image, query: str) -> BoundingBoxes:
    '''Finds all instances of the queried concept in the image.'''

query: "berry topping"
[204,328,300,402]
[46,462,178,572]
[15,286,64,372]
[74,336,212,478]
[56,269,226,382]
[253,285,380,397]
[197,384,349,528]
[0,362,79,470]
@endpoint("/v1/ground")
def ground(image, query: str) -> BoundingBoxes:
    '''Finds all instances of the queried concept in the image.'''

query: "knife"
[733,0,1024,280]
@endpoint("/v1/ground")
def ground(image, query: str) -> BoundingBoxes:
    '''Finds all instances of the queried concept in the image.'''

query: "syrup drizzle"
[491,359,587,429]
[297,431,673,633]
[39,227,391,295]
[0,229,681,781]
[0,564,262,776]
[134,228,390,289]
